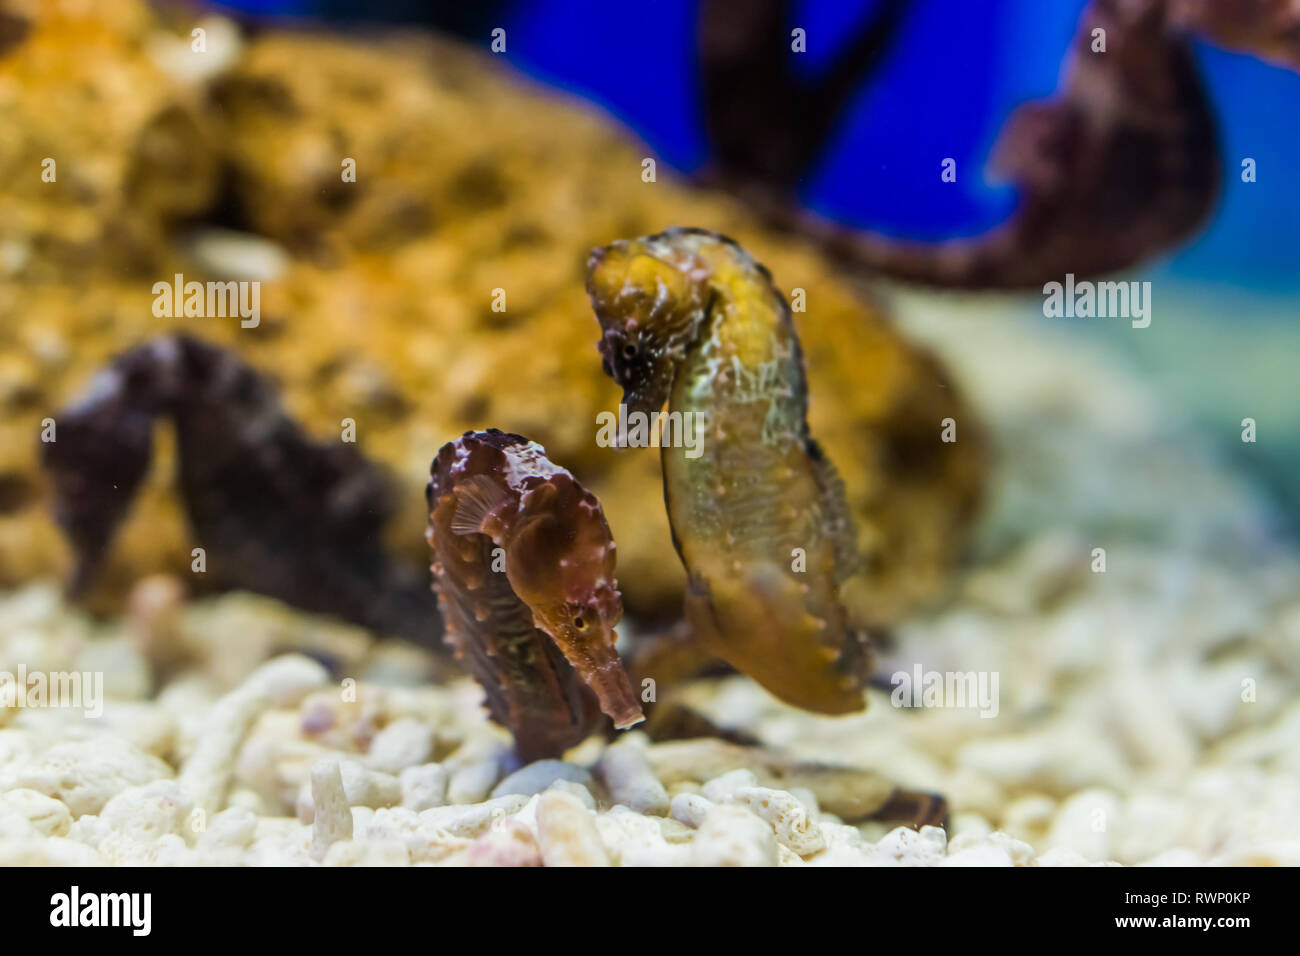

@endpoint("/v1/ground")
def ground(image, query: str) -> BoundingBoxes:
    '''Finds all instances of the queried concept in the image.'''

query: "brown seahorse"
[1169,0,1300,72]
[800,0,1220,289]
[586,228,873,715]
[39,334,441,649]
[426,429,643,759]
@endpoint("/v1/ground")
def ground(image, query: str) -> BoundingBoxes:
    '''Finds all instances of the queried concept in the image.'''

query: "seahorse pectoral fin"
[450,473,509,537]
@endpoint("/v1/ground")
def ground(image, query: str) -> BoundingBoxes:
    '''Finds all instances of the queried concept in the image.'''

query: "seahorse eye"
[572,615,586,630]
[622,343,638,359]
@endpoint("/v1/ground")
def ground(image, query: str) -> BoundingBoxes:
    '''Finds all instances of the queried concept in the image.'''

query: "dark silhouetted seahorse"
[427,429,643,759]
[586,228,873,714]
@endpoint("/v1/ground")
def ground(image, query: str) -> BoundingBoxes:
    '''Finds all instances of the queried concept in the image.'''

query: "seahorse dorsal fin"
[451,474,508,536]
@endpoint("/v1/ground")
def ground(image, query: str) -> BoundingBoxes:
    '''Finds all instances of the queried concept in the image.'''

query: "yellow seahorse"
[586,228,873,714]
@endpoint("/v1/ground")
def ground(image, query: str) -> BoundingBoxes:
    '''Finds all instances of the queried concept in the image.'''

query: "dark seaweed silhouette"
[698,0,915,197]
[40,335,441,649]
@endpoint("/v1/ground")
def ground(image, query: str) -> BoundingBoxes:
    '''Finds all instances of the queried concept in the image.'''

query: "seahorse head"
[505,474,642,729]
[585,229,717,415]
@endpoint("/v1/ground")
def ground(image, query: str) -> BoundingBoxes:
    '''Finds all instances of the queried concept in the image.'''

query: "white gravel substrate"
[1,305,1296,865]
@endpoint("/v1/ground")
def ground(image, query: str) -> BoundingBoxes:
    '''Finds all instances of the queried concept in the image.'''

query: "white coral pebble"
[872,825,948,866]
[535,789,610,866]
[180,654,328,815]
[1037,846,1092,867]
[417,794,529,840]
[450,819,542,867]
[1045,788,1121,863]
[367,718,434,773]
[324,838,411,867]
[0,837,104,866]
[670,792,715,829]
[360,806,458,864]
[296,759,402,821]
[701,769,758,804]
[691,805,778,867]
[400,764,449,811]
[547,779,597,809]
[732,786,825,856]
[818,822,864,851]
[10,738,173,817]
[595,805,690,866]
[598,736,670,815]
[941,844,1015,866]
[100,780,194,844]
[947,829,1035,866]
[0,789,71,837]
[338,760,401,809]
[310,759,352,861]
[198,806,258,851]
[491,759,592,799]
[445,742,508,804]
